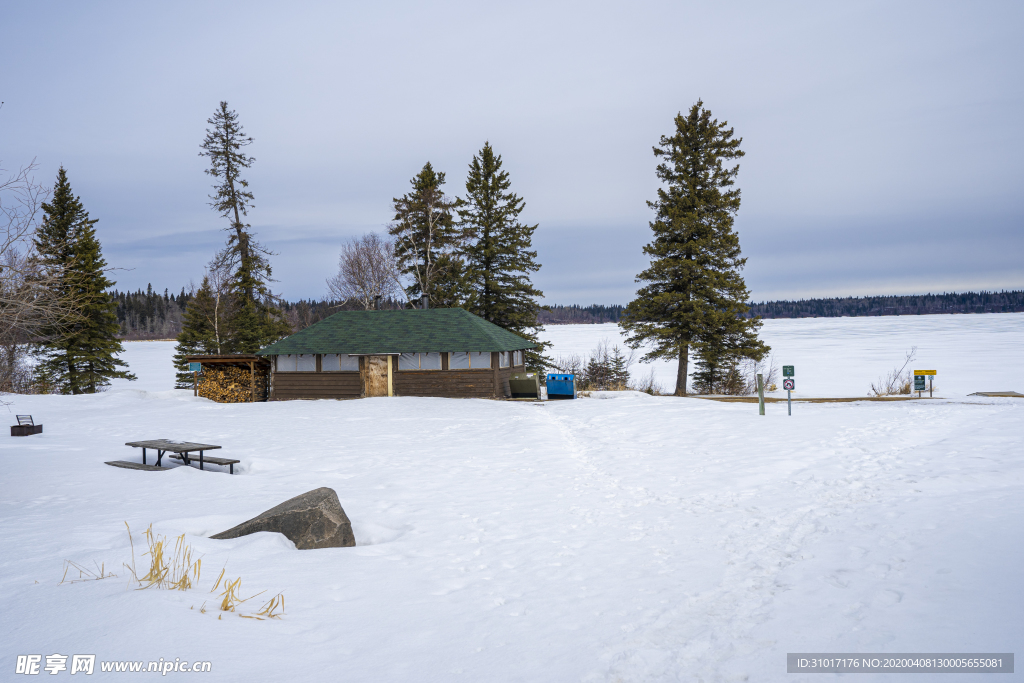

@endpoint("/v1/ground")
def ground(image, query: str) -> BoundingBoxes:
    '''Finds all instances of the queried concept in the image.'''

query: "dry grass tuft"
[210,568,273,616]
[123,523,201,591]
[62,523,284,621]
[59,560,116,585]
[257,594,286,619]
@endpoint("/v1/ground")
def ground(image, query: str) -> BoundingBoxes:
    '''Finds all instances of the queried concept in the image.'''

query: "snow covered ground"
[2,315,1022,681]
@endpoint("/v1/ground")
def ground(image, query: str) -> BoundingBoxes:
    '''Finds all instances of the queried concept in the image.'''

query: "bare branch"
[327,233,405,309]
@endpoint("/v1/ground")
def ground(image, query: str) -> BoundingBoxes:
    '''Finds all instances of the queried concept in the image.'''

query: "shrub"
[869,347,916,396]
[552,339,634,391]
[692,354,778,395]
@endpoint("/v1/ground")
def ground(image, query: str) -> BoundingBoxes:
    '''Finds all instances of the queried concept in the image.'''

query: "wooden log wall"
[394,369,496,398]
[269,352,525,400]
[272,372,361,400]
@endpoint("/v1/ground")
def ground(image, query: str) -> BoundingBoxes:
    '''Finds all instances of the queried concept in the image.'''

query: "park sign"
[782,365,796,416]
[913,370,936,397]
[189,362,202,373]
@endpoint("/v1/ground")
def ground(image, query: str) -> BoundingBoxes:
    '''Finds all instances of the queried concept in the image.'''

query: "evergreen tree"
[33,167,135,393]
[200,102,289,352]
[619,101,767,395]
[388,163,465,307]
[429,253,470,309]
[689,310,763,394]
[458,142,549,369]
[172,276,221,388]
[608,347,631,388]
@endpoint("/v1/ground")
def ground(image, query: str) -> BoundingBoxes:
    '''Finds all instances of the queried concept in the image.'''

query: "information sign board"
[783,366,795,377]
[189,362,202,373]
[914,370,937,376]
[914,376,927,391]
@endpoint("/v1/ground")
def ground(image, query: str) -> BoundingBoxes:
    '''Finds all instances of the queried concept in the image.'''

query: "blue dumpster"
[546,374,576,400]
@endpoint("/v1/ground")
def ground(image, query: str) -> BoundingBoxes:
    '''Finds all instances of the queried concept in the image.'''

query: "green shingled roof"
[256,308,536,356]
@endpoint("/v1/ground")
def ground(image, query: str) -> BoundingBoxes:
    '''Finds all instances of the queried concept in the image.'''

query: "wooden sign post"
[189,362,202,397]
[757,374,765,415]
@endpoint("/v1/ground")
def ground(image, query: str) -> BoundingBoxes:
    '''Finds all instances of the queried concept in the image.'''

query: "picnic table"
[122,439,238,474]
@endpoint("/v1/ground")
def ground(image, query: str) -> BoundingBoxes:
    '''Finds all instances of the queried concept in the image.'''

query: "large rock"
[210,487,355,549]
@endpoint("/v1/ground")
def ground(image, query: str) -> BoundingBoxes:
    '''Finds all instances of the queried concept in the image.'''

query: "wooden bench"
[11,415,43,437]
[105,460,169,471]
[168,454,240,474]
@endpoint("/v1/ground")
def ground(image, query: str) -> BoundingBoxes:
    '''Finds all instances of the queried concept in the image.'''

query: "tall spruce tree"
[33,167,135,393]
[619,101,767,395]
[388,163,465,307]
[458,142,549,369]
[200,101,289,352]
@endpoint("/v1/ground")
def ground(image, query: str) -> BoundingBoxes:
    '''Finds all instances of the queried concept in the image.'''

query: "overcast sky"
[2,1,1022,304]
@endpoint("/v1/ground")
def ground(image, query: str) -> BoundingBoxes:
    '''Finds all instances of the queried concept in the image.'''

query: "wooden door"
[362,356,389,397]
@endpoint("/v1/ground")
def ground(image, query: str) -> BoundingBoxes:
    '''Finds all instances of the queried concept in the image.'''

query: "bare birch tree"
[326,233,404,309]
[204,249,233,353]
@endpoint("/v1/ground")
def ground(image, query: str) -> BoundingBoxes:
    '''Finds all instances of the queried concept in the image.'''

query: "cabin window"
[513,350,524,366]
[449,352,491,369]
[322,353,359,371]
[499,351,510,368]
[276,354,315,372]
[399,352,441,370]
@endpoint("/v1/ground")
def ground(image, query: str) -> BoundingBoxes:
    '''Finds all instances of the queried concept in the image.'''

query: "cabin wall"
[394,369,496,398]
[271,372,360,400]
[269,351,526,400]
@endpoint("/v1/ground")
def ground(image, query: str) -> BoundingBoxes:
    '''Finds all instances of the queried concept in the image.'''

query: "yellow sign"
[914,370,937,376]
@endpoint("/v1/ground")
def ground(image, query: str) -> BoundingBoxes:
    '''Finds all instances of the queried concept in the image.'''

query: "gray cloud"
[3,0,1021,303]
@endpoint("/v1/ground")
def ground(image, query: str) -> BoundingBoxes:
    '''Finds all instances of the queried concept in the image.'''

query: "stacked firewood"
[197,365,268,403]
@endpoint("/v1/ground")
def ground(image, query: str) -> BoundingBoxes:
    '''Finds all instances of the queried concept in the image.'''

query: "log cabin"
[256,308,536,400]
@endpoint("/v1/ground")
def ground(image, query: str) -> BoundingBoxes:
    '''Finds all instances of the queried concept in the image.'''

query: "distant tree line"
[112,288,425,341]
[743,291,1024,318]
[111,285,191,340]
[533,291,1024,326]
[538,304,625,324]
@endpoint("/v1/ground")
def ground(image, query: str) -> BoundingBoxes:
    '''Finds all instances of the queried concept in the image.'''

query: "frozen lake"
[539,313,1024,397]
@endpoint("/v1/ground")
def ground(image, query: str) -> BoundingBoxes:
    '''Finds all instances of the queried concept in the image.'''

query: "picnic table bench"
[167,453,239,474]
[105,460,168,471]
[11,415,43,437]
[118,439,239,474]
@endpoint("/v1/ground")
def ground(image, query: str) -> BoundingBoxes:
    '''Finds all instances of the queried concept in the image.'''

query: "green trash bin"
[509,372,540,399]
